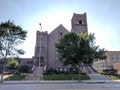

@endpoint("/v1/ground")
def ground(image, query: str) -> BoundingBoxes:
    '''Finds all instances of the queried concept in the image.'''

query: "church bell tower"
[71,13,88,33]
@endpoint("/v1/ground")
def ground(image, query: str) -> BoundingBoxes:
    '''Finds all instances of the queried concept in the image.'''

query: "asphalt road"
[0,83,120,90]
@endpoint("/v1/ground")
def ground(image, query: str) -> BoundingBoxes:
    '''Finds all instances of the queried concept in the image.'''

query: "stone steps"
[26,66,43,80]
[82,66,97,74]
[89,74,110,80]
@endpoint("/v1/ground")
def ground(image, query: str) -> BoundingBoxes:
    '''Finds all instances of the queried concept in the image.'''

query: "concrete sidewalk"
[1,82,120,90]
[2,80,120,84]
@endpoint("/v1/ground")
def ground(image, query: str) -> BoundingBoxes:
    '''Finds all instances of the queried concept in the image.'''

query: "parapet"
[37,31,48,35]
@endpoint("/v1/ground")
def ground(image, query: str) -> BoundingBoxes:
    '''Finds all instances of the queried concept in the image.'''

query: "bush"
[64,72,69,75]
[15,72,21,75]
[43,72,53,75]
[47,68,53,73]
[45,68,58,75]
[70,71,79,74]
[44,68,87,75]
[80,72,87,75]
[6,57,19,69]
[18,65,29,73]
[103,69,118,75]
[99,72,104,75]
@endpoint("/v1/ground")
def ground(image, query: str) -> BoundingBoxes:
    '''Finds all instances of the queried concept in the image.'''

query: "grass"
[43,74,90,80]
[4,74,27,81]
[109,75,120,80]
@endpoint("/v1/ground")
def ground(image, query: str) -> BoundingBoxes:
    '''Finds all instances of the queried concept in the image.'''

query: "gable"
[49,24,69,36]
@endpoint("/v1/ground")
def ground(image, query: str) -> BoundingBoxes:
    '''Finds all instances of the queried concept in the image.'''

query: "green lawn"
[109,75,120,80]
[5,74,27,81]
[43,74,90,80]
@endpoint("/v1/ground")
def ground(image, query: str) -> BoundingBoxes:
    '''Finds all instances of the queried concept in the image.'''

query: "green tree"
[6,57,19,69]
[0,20,27,83]
[56,32,80,66]
[79,33,107,65]
[56,32,107,81]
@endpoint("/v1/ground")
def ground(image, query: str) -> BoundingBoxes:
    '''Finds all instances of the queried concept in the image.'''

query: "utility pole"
[38,23,42,80]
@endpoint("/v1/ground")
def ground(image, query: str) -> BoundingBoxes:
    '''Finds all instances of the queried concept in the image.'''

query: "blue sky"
[0,0,120,57]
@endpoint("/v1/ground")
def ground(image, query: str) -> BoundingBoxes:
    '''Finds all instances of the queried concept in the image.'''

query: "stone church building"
[0,13,88,72]
[1,13,120,73]
[34,13,88,70]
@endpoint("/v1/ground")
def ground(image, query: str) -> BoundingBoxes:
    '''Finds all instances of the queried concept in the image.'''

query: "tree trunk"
[77,65,81,82]
[0,58,7,83]
[0,65,6,83]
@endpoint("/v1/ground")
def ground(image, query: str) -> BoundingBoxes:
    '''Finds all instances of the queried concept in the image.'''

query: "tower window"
[60,32,63,35]
[79,20,82,24]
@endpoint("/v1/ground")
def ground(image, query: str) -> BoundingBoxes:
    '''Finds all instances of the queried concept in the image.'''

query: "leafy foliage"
[18,65,29,73]
[5,74,27,81]
[56,32,80,66]
[0,20,27,57]
[6,57,19,69]
[56,32,107,68]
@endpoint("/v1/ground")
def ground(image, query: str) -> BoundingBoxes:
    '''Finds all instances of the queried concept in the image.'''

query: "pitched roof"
[49,24,69,35]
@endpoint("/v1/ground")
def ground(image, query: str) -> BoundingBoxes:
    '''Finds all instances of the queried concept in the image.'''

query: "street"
[0,83,120,90]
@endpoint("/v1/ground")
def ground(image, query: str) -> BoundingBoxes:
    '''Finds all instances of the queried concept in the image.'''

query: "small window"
[112,55,116,58]
[59,31,64,36]
[31,61,33,64]
[118,55,120,58]
[40,56,44,60]
[107,55,110,59]
[27,61,28,64]
[60,32,63,35]
[79,20,82,24]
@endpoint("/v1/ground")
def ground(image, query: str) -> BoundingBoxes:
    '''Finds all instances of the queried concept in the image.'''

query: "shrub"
[103,69,118,75]
[70,71,79,74]
[15,72,21,75]
[43,72,53,75]
[45,68,58,75]
[6,57,19,69]
[18,65,29,73]
[80,72,87,75]
[64,72,69,75]
[47,68,53,73]
[44,68,86,75]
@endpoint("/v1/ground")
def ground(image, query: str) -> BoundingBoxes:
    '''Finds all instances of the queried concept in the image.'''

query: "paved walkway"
[89,74,110,80]
[0,74,12,81]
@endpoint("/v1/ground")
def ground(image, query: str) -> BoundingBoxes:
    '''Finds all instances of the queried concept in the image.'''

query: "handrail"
[31,65,36,72]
